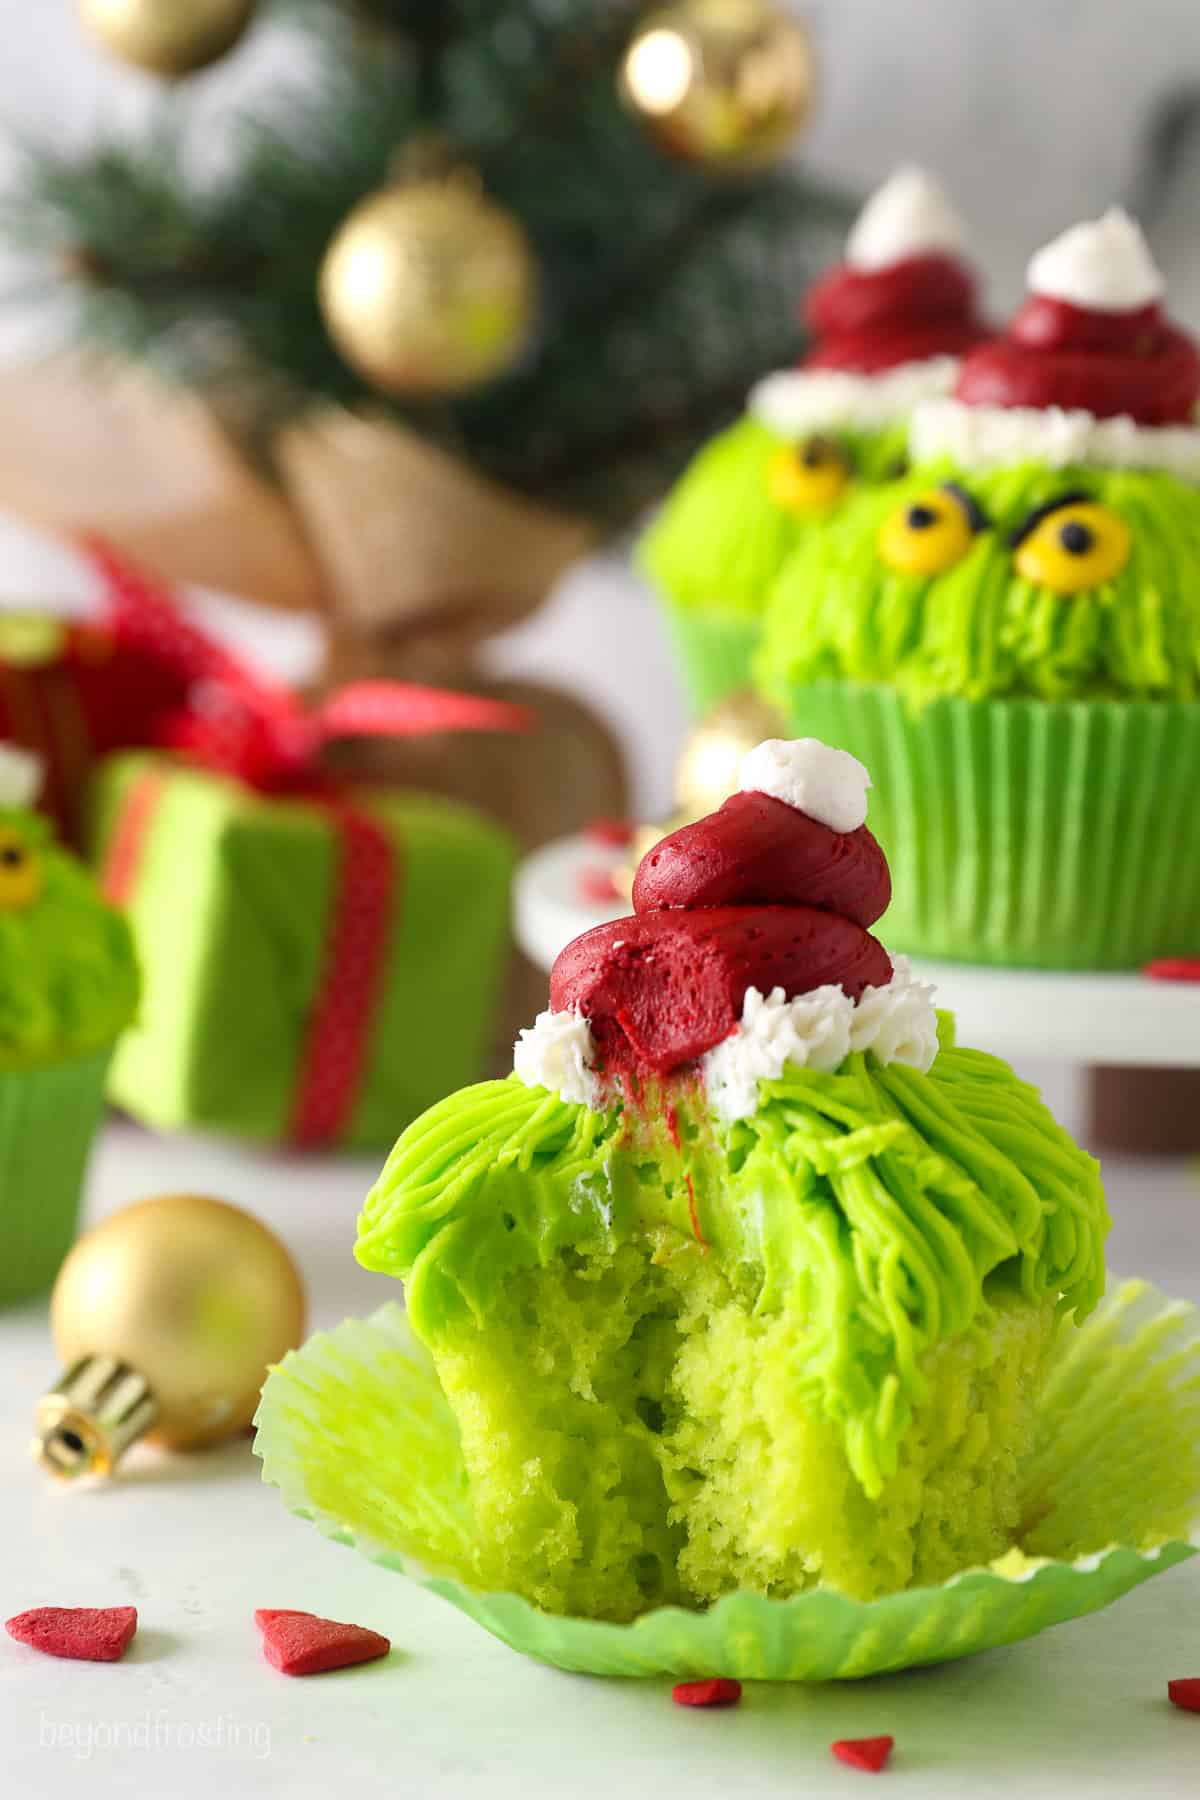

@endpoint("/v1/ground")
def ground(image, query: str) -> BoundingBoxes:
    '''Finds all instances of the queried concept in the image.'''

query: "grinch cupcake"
[354,739,1107,1620]
[0,746,139,1303]
[760,210,1200,968]
[639,167,989,712]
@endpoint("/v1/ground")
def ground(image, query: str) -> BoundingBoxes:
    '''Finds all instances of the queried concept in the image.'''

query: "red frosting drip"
[551,909,891,1079]
[549,790,894,1082]
[954,294,1200,424]
[633,790,891,927]
[801,254,990,375]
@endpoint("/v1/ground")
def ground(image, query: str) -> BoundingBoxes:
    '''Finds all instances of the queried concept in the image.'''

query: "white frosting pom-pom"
[738,738,871,834]
[514,1007,599,1108]
[846,165,967,273]
[702,961,940,1124]
[703,985,852,1123]
[1027,207,1164,313]
[0,743,44,811]
[847,956,939,1072]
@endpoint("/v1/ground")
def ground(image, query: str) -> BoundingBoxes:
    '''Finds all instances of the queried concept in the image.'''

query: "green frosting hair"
[639,414,909,617]
[0,808,139,1068]
[357,1018,1107,1502]
[760,459,1200,705]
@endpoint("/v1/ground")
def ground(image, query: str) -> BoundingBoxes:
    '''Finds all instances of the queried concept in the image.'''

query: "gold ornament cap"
[35,1357,158,1480]
[34,1194,306,1479]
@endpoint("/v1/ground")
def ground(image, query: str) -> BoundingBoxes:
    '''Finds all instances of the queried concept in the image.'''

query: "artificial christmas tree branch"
[0,1,851,526]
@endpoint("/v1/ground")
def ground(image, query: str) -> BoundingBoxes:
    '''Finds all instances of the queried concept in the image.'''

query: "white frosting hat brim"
[750,358,960,439]
[910,397,1200,478]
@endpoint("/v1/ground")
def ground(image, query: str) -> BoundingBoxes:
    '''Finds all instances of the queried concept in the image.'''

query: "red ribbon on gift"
[87,539,533,1147]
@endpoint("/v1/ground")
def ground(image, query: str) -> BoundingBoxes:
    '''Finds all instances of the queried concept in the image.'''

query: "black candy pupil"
[907,504,938,530]
[1059,519,1094,555]
[0,846,23,868]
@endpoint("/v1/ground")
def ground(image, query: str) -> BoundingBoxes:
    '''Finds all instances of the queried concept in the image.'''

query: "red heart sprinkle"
[586,818,635,847]
[671,1678,742,1708]
[1144,959,1200,983]
[6,1606,137,1663]
[1168,1677,1200,1712]
[255,1609,389,1677]
[831,1735,894,1773]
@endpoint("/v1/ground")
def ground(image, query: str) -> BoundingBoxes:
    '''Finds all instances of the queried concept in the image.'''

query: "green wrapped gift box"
[92,752,517,1149]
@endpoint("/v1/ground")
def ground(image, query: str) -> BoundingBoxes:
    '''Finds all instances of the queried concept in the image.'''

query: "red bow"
[89,537,533,1149]
[84,535,534,788]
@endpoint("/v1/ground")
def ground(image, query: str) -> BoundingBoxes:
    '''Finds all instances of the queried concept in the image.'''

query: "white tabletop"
[1,1118,1199,1797]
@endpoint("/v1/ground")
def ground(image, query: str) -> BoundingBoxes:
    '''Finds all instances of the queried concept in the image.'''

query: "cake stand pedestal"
[513,833,1200,1075]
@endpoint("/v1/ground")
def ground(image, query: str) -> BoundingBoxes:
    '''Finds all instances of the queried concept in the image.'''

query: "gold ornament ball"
[47,1195,305,1456]
[319,177,539,398]
[674,689,784,816]
[78,0,256,76]
[620,0,816,172]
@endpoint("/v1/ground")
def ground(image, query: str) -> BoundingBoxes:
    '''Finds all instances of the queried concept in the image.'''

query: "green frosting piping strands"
[638,415,909,618]
[254,1278,1200,1679]
[760,459,1200,705]
[0,807,137,1068]
[355,1020,1108,1615]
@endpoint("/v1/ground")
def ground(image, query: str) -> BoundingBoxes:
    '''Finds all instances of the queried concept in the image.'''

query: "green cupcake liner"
[663,603,763,716]
[254,1278,1200,1681]
[0,1048,113,1305]
[769,681,1200,968]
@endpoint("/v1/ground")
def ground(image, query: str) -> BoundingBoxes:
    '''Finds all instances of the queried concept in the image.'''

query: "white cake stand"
[514,832,1200,1070]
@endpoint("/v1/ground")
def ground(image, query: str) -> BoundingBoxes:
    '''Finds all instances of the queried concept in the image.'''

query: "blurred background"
[2,0,1200,815]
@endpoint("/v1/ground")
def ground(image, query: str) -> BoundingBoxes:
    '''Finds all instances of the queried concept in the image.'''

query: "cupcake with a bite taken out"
[354,738,1107,1619]
[639,167,990,713]
[760,209,1200,969]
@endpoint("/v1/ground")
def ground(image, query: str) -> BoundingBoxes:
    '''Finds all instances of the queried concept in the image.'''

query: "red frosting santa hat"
[751,166,990,440]
[910,208,1200,476]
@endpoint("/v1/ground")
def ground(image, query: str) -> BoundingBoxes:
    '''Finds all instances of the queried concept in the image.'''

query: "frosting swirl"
[551,754,893,1082]
[804,253,989,376]
[951,211,1200,426]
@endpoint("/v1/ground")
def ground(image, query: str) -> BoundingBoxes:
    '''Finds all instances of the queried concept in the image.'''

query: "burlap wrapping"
[0,358,627,1058]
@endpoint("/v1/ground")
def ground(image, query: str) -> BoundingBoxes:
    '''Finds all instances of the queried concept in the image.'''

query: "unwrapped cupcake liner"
[254,1278,1200,1681]
[771,681,1200,969]
[0,1048,112,1305]
[664,604,763,716]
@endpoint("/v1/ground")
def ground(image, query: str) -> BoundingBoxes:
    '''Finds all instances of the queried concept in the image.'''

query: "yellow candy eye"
[0,829,42,910]
[878,483,981,576]
[768,436,852,515]
[1012,496,1131,594]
